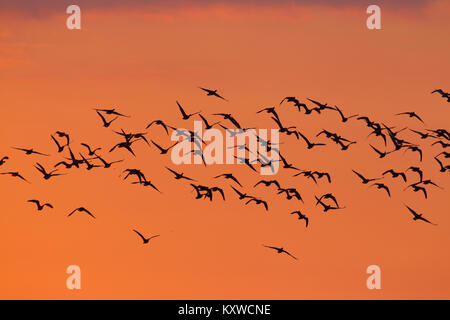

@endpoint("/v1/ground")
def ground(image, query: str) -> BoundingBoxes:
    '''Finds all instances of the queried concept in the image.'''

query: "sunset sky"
[1,0,449,299]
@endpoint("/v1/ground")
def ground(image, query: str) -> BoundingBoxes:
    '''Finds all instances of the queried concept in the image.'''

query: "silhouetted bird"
[290,211,309,227]
[352,170,379,184]
[68,207,95,219]
[230,186,253,200]
[0,171,29,183]
[94,108,130,117]
[214,173,242,187]
[176,101,200,120]
[396,112,424,123]
[12,147,49,156]
[405,205,437,225]
[334,106,358,123]
[254,179,281,189]
[263,245,297,260]
[81,143,101,156]
[28,200,53,211]
[166,167,196,181]
[133,230,160,244]
[35,163,64,180]
[96,111,118,128]
[245,197,268,211]
[407,166,423,182]
[199,87,228,101]
[151,140,178,155]
[214,113,241,129]
[146,120,169,134]
[298,131,325,149]
[370,183,391,197]
[382,169,407,182]
[431,89,449,102]
[198,114,220,129]
[51,135,65,153]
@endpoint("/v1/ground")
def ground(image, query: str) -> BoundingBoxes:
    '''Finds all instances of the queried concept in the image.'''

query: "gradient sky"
[1,0,449,299]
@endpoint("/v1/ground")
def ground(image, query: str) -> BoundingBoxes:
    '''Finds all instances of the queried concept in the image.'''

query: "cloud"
[0,0,433,17]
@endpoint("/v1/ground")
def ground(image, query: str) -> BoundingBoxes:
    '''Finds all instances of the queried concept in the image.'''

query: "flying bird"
[405,205,437,226]
[96,111,119,128]
[290,211,309,227]
[133,230,160,244]
[214,173,242,187]
[334,106,358,123]
[35,163,64,180]
[298,131,326,149]
[396,112,424,123]
[370,183,391,198]
[382,169,407,182]
[198,114,220,129]
[431,89,449,102]
[214,113,241,129]
[146,120,169,134]
[254,179,281,189]
[245,197,268,211]
[68,207,95,219]
[166,167,196,181]
[176,101,200,120]
[12,147,49,156]
[199,87,228,101]
[230,186,253,200]
[352,170,379,184]
[151,140,178,155]
[263,245,297,260]
[0,171,30,183]
[407,166,423,182]
[51,135,66,153]
[28,200,53,211]
[94,108,130,117]
[81,143,101,156]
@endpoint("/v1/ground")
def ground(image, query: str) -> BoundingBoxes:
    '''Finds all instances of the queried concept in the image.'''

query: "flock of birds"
[1,87,449,260]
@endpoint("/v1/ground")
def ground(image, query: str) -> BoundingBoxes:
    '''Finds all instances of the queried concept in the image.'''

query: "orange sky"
[1,1,449,299]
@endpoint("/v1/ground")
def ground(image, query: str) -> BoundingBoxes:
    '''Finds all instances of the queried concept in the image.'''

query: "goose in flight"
[396,112,424,123]
[96,111,119,128]
[1,171,30,183]
[352,170,379,184]
[12,147,49,156]
[230,186,253,200]
[51,135,66,153]
[405,205,437,225]
[133,230,160,244]
[176,101,200,120]
[263,245,297,260]
[382,169,407,182]
[334,106,358,123]
[214,173,242,187]
[370,183,391,198]
[166,167,196,181]
[68,207,95,219]
[199,87,228,101]
[431,89,449,102]
[94,108,130,117]
[28,200,53,211]
[146,120,170,134]
[245,197,268,211]
[290,211,309,228]
[35,163,64,180]
[81,143,101,156]
[151,140,178,155]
